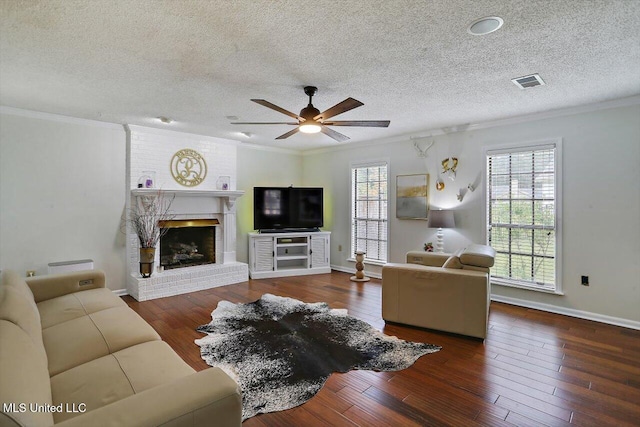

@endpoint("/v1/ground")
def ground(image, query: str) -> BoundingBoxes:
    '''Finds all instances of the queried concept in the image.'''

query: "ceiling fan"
[231,86,390,142]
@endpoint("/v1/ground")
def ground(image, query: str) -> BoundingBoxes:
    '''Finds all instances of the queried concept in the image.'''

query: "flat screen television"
[254,187,323,232]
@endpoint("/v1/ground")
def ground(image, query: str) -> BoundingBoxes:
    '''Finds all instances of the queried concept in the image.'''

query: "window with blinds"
[351,161,388,263]
[486,142,561,292]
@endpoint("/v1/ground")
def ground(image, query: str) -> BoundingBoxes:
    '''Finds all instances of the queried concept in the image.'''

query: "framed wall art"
[396,174,429,219]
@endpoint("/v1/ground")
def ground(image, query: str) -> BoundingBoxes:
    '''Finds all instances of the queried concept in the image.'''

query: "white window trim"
[349,158,390,264]
[483,137,563,295]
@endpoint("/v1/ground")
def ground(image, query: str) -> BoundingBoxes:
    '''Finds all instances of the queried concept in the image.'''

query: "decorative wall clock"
[170,148,207,187]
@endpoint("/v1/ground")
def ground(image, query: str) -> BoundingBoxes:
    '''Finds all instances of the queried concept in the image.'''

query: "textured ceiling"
[1,0,639,151]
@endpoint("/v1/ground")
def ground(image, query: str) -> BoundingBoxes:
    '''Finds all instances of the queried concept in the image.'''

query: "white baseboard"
[112,268,638,331]
[331,266,639,330]
[331,264,382,280]
[491,294,640,331]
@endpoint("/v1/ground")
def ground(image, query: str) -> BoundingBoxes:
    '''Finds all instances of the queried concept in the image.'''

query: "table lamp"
[427,210,455,253]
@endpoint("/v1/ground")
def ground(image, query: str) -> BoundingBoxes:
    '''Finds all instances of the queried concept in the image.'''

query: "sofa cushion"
[0,276,47,361]
[43,306,161,376]
[460,244,496,268]
[37,287,126,329]
[0,321,54,427]
[50,341,195,423]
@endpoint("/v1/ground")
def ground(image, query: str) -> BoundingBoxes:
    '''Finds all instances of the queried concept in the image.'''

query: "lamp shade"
[427,210,455,228]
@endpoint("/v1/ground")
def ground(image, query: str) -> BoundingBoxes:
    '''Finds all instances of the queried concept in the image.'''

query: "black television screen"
[254,187,323,231]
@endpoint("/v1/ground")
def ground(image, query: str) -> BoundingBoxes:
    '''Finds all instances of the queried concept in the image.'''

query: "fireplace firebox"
[159,219,218,270]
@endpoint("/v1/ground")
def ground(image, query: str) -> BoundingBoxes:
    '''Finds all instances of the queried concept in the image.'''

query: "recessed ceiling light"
[468,16,504,36]
[156,116,172,124]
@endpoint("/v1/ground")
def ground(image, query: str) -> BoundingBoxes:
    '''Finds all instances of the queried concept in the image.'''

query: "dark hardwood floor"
[123,271,640,426]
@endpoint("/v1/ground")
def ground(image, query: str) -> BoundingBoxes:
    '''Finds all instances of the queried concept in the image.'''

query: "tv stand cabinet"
[248,231,330,279]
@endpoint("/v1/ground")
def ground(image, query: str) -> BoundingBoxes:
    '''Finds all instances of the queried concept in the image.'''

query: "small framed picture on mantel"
[396,174,429,219]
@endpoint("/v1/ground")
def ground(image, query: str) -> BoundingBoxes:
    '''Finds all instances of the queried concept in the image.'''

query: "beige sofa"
[382,244,496,339]
[0,269,241,427]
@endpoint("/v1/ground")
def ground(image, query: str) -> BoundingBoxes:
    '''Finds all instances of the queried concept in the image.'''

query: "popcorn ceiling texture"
[1,0,639,150]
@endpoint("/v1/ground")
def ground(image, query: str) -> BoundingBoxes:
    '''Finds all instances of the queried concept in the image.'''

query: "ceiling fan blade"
[231,122,298,125]
[275,128,300,140]
[251,99,300,119]
[321,126,350,142]
[314,97,364,121]
[323,120,390,127]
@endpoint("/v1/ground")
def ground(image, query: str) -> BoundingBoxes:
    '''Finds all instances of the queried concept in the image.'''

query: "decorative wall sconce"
[457,189,464,202]
[467,183,475,192]
[442,157,458,181]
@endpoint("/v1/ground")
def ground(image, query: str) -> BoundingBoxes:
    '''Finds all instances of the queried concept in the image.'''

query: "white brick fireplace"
[125,125,248,301]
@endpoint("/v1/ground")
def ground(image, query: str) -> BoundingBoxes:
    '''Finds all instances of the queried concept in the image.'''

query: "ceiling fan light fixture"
[299,123,322,134]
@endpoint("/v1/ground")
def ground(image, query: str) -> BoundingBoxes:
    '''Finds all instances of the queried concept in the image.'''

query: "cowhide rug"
[195,293,441,420]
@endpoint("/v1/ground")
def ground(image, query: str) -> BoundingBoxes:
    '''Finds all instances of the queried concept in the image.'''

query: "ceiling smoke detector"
[511,74,546,89]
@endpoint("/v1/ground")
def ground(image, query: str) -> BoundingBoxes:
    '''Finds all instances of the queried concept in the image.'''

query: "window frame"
[484,138,563,294]
[349,159,390,265]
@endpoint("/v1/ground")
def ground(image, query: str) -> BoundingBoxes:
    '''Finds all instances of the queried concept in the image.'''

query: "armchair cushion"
[442,249,464,269]
[442,256,463,269]
[460,244,496,268]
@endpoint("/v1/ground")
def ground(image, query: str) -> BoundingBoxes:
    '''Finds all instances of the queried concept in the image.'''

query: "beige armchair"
[382,244,496,339]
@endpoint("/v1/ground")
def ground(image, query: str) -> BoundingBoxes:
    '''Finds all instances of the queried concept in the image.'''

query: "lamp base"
[435,228,445,253]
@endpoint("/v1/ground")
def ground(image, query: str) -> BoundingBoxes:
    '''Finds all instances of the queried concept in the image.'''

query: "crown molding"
[237,141,301,155]
[124,124,239,146]
[302,95,640,155]
[5,95,639,154]
[0,106,124,130]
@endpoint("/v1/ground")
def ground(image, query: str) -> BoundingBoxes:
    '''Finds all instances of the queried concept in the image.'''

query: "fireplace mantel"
[131,188,244,208]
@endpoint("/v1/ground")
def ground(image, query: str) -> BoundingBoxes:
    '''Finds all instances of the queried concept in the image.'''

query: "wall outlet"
[581,275,589,286]
[26,270,35,277]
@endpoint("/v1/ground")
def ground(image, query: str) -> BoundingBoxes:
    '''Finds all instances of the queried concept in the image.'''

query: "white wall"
[303,103,640,324]
[2,103,638,325]
[0,110,303,290]
[235,144,303,263]
[0,110,127,289]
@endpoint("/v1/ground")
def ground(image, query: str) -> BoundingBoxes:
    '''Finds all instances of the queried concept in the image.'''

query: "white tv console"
[248,231,330,279]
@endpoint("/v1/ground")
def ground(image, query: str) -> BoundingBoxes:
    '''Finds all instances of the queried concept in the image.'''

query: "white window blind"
[486,143,559,292]
[351,162,388,263]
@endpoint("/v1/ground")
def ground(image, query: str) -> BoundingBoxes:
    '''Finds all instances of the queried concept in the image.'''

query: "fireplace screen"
[159,219,218,270]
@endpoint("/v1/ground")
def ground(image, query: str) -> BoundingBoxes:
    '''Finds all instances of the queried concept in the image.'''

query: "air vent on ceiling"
[512,74,545,89]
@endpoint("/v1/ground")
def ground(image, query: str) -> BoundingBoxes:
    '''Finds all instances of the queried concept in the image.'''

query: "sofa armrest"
[55,368,242,427]
[405,251,451,267]
[26,270,106,303]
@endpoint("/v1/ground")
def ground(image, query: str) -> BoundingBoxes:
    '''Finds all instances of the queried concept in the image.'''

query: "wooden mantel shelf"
[131,188,244,209]
[131,188,244,198]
